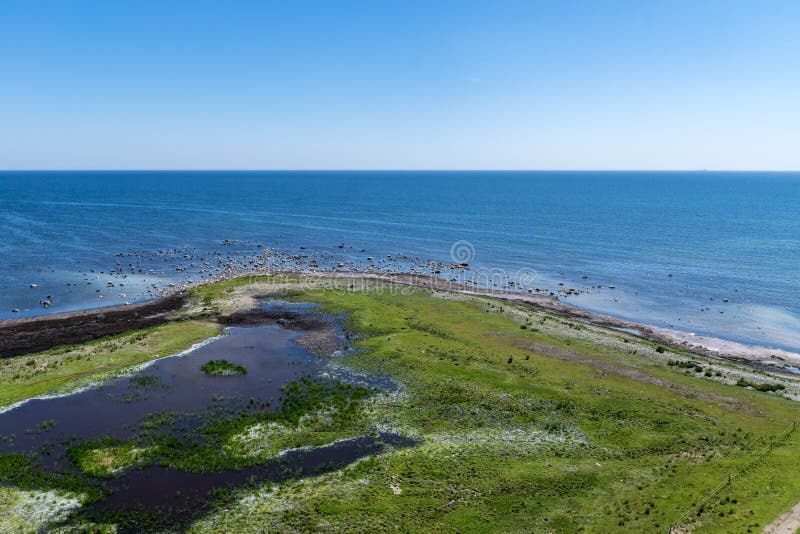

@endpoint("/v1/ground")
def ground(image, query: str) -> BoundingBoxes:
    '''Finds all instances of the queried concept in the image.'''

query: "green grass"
[200,359,247,376]
[186,284,800,533]
[0,453,104,504]
[0,320,221,408]
[188,274,279,314]
[189,275,274,302]
[4,276,800,533]
[67,437,153,478]
[160,377,373,471]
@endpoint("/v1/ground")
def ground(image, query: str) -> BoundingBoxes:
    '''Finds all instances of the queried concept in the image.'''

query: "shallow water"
[79,433,412,532]
[0,311,412,530]
[0,325,320,462]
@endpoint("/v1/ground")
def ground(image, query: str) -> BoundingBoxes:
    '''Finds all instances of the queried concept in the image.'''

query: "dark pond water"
[79,432,412,532]
[0,309,412,531]
[0,324,322,465]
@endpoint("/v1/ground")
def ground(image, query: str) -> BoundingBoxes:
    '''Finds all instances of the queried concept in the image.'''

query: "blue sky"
[0,0,798,170]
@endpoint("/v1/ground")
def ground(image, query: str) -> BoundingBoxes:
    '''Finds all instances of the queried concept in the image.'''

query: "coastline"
[2,268,799,374]
[319,271,800,372]
[0,292,186,358]
[2,266,800,532]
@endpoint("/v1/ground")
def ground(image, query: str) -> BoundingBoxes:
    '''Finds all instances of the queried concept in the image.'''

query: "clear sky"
[0,0,798,170]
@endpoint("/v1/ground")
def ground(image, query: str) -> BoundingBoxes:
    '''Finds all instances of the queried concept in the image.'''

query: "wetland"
[1,275,800,532]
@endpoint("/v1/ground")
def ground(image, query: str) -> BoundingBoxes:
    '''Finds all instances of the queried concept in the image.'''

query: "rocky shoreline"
[2,269,799,374]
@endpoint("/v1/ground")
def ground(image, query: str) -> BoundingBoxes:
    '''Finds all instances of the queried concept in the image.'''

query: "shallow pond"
[0,306,410,531]
[0,324,321,463]
[79,432,410,531]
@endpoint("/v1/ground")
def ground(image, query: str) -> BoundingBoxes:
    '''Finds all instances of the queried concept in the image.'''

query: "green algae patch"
[200,359,247,376]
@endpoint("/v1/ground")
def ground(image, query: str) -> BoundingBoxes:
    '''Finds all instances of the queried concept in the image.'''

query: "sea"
[1,171,798,352]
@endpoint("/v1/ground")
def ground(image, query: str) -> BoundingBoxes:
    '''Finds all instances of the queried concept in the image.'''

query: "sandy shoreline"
[2,269,799,373]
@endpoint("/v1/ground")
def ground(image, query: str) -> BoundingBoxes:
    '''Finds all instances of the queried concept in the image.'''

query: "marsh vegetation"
[200,359,247,376]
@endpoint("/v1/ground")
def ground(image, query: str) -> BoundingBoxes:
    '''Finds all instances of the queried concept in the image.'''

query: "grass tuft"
[200,359,247,376]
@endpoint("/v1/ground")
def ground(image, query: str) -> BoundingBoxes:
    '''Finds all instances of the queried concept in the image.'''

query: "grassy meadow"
[1,275,799,532]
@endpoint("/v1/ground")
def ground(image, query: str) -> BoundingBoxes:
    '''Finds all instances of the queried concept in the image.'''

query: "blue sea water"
[1,171,799,352]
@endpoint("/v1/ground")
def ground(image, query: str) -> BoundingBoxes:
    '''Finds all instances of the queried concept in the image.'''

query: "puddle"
[610,326,643,337]
[262,298,321,313]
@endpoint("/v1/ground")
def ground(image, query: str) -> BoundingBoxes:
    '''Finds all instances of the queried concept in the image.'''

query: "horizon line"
[1,169,800,173]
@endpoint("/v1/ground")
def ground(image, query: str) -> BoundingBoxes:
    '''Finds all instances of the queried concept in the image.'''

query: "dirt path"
[764,499,800,533]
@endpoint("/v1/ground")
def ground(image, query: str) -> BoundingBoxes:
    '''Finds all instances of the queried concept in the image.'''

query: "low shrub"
[735,378,785,392]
